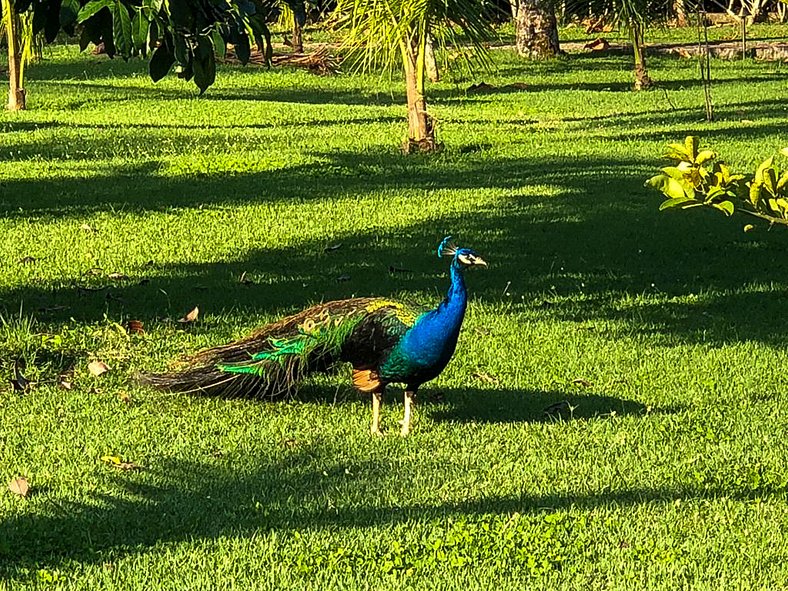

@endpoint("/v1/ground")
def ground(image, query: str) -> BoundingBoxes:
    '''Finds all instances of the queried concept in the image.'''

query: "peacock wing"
[340,298,419,370]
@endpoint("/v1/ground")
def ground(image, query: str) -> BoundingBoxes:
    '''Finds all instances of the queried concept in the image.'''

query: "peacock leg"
[400,390,416,436]
[371,389,384,436]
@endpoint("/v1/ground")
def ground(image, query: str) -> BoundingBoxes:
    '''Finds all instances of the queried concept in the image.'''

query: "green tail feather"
[138,297,416,399]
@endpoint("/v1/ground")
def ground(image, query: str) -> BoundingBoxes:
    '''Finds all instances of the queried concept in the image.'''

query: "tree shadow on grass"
[4,149,788,347]
[0,437,776,578]
[424,387,661,424]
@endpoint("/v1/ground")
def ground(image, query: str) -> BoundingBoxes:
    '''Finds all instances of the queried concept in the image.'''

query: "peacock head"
[438,236,487,270]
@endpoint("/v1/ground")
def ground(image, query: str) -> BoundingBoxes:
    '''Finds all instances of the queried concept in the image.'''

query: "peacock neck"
[444,261,467,312]
[430,260,467,334]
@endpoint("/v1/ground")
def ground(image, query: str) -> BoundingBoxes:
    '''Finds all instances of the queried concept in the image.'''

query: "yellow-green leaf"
[714,201,734,216]
[755,156,774,183]
[750,181,762,206]
[696,150,716,165]
[660,198,690,210]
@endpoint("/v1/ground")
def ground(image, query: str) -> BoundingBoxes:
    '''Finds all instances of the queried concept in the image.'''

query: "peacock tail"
[139,297,417,399]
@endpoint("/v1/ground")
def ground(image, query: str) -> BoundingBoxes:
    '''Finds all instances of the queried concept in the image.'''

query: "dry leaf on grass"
[9,477,30,497]
[80,223,98,233]
[11,361,31,393]
[88,360,110,377]
[323,243,343,253]
[571,378,593,388]
[472,371,500,385]
[178,306,199,323]
[584,38,610,52]
[126,320,144,335]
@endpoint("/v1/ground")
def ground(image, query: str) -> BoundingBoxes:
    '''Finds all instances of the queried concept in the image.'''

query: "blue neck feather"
[382,256,468,384]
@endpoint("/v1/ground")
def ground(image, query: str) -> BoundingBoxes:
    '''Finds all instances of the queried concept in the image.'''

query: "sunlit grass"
[2,34,788,589]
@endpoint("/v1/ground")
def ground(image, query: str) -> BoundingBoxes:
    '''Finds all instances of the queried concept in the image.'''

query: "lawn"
[2,33,788,589]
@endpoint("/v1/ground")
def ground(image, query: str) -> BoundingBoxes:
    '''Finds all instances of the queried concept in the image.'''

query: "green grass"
[3,36,788,589]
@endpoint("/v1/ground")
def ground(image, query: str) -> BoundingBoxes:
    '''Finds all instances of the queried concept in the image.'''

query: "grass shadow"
[426,387,660,424]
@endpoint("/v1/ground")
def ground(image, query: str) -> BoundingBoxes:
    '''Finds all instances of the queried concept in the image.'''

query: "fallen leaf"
[126,320,144,335]
[543,400,572,417]
[505,82,529,90]
[80,223,98,233]
[584,38,610,52]
[88,360,110,377]
[178,306,199,323]
[744,224,755,232]
[107,272,129,280]
[118,391,132,404]
[472,371,500,384]
[11,361,30,393]
[323,243,343,253]
[8,477,30,497]
[18,256,38,264]
[572,378,593,388]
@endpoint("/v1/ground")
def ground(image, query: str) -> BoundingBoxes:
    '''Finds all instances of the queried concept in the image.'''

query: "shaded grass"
[2,40,788,589]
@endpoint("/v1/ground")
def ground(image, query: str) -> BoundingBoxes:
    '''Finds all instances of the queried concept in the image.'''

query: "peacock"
[140,237,487,435]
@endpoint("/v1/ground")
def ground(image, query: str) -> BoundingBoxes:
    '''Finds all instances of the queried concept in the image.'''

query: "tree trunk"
[515,0,561,59]
[673,0,687,26]
[401,38,440,154]
[425,35,439,83]
[3,0,26,110]
[631,22,653,90]
[292,17,304,54]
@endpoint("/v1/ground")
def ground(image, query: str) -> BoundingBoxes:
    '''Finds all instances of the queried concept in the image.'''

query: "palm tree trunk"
[2,0,26,110]
[401,37,439,153]
[425,35,439,83]
[292,17,304,53]
[631,22,653,90]
[673,0,687,26]
[515,0,561,59]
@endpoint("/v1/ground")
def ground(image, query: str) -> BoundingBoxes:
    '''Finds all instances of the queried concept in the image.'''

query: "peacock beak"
[473,256,488,268]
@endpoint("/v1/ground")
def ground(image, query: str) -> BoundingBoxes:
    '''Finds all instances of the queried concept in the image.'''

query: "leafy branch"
[646,136,788,228]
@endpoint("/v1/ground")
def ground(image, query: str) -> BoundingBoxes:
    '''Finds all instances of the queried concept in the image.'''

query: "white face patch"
[457,253,474,266]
